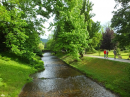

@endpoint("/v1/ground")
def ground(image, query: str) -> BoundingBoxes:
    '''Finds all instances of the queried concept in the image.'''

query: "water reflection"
[19,52,118,97]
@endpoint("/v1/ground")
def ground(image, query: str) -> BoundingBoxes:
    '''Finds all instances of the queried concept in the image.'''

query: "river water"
[19,52,118,97]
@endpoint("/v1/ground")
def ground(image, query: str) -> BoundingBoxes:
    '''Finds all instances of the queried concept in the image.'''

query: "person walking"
[113,49,116,59]
[104,49,106,58]
[106,50,109,58]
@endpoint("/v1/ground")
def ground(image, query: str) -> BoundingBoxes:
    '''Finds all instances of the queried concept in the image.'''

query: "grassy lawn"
[87,50,130,59]
[0,53,38,97]
[58,54,130,97]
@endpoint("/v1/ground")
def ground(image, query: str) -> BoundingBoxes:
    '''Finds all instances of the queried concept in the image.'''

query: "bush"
[34,49,43,57]
[38,43,44,51]
[30,58,44,71]
[1,56,11,61]
[87,49,97,54]
[34,60,44,71]
[124,50,129,53]
[116,48,120,55]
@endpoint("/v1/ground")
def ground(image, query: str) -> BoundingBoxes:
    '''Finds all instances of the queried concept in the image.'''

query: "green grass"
[88,50,130,59]
[58,54,130,97]
[0,53,39,97]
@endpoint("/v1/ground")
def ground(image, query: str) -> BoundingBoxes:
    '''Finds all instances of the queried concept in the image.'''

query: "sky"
[40,16,54,39]
[41,0,117,39]
[90,0,116,25]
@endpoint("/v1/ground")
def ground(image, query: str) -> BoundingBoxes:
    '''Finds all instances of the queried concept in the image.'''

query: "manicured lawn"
[87,50,130,59]
[0,55,37,97]
[59,54,130,97]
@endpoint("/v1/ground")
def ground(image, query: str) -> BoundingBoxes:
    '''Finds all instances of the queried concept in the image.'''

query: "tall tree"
[80,0,101,51]
[100,27,115,50]
[111,0,130,47]
[51,0,90,60]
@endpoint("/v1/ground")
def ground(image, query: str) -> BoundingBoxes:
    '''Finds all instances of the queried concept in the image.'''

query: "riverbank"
[0,52,43,97]
[58,54,130,97]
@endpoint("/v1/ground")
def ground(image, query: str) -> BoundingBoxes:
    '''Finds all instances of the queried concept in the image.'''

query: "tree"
[50,0,90,60]
[100,27,115,50]
[80,0,101,52]
[111,0,130,47]
[0,0,50,62]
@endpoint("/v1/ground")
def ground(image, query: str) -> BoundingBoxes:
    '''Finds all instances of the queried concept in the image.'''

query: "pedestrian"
[113,49,116,59]
[106,50,108,58]
[104,49,106,58]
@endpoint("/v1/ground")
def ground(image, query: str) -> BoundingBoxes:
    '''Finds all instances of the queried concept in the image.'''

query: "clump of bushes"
[124,50,129,53]
[31,58,44,71]
[34,49,43,57]
[34,43,44,57]
[0,55,11,61]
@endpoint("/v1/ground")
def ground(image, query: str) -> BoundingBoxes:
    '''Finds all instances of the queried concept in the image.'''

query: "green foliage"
[111,0,130,47]
[34,60,44,71]
[33,43,44,57]
[0,0,50,63]
[34,48,43,57]
[38,43,44,51]
[50,0,90,60]
[46,38,54,50]
[80,0,101,51]
[1,57,11,61]
[123,50,129,53]
[98,49,101,56]
[116,48,120,55]
[31,58,44,71]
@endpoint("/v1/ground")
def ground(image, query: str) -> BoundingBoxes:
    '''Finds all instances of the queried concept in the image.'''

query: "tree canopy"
[0,0,49,62]
[111,0,130,47]
[100,27,115,50]
[52,0,90,60]
[0,0,102,61]
[45,0,102,60]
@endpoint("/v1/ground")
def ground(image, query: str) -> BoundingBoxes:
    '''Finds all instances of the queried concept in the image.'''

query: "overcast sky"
[90,0,116,25]
[41,0,117,39]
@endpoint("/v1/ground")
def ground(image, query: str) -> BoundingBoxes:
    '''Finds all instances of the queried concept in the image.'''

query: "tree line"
[0,0,129,62]
[0,0,48,63]
[45,0,121,60]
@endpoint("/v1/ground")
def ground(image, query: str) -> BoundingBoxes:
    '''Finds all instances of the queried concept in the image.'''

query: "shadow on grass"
[0,51,31,64]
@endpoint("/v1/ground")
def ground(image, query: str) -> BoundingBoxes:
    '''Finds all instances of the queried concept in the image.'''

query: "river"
[19,52,118,97]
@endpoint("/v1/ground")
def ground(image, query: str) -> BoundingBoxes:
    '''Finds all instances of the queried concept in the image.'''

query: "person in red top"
[104,49,106,58]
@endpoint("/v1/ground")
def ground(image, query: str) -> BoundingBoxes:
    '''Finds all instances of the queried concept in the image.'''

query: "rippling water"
[19,52,118,97]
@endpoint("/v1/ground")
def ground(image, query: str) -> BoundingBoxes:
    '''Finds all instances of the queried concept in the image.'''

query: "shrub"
[34,49,43,57]
[38,43,44,51]
[116,48,120,55]
[123,50,129,53]
[34,60,44,71]
[30,58,44,71]
[1,56,11,61]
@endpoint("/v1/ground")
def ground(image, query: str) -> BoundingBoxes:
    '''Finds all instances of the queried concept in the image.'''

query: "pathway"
[85,55,130,63]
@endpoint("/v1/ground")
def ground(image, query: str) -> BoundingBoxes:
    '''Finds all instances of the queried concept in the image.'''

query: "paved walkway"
[85,55,130,63]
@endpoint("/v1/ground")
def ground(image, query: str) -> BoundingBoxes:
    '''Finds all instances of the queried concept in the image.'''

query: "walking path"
[85,55,130,63]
